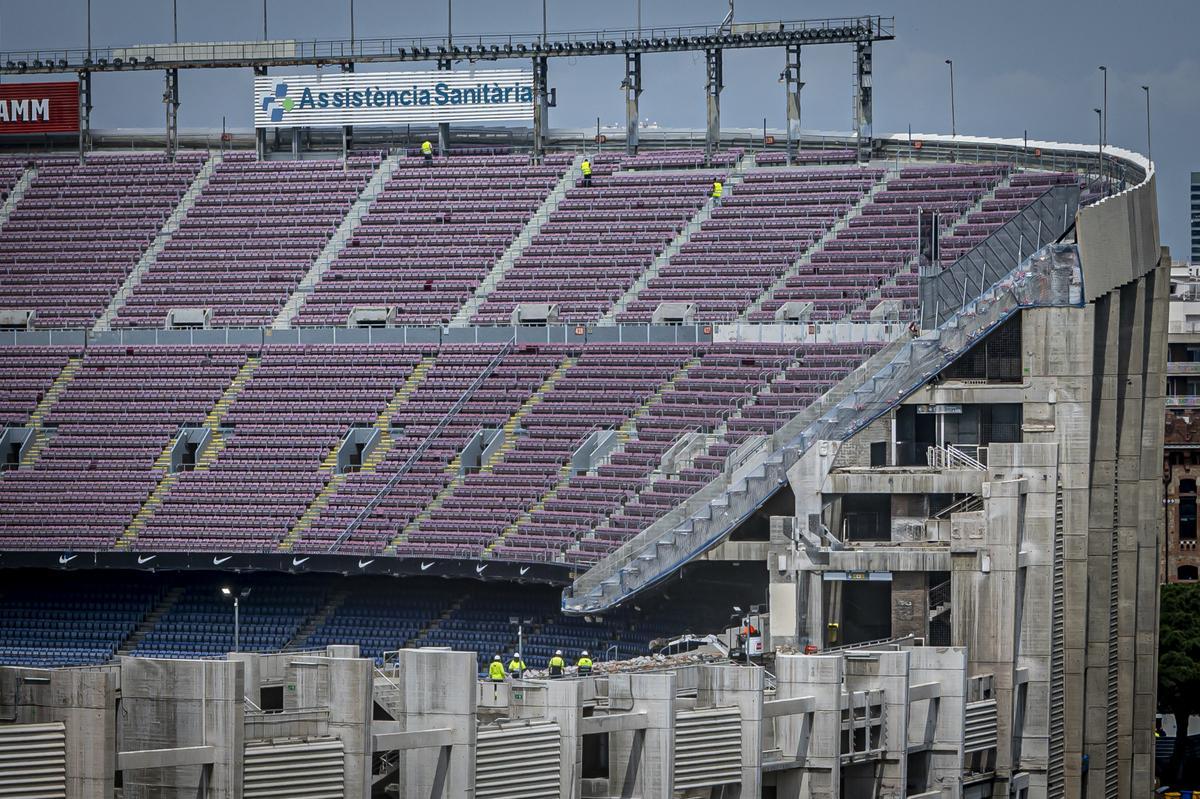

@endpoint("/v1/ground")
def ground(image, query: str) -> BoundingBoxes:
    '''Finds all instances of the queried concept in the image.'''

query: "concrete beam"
[827,470,985,496]
[579,711,648,736]
[117,745,216,771]
[763,695,816,718]
[908,681,942,702]
[372,728,453,752]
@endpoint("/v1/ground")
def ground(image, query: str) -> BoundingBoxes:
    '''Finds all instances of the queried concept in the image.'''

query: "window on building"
[1181,496,1197,541]
[1182,479,1197,494]
[1178,565,1199,581]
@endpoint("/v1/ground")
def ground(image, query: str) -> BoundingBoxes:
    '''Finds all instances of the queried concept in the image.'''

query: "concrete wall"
[0,666,116,799]
[118,658,244,799]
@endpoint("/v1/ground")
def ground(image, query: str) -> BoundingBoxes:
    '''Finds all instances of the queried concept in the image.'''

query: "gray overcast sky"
[2,0,1197,256]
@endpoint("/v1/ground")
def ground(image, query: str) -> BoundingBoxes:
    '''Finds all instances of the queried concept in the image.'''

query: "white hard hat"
[581,650,589,657]
[513,652,520,658]
[493,655,501,661]
[555,649,563,656]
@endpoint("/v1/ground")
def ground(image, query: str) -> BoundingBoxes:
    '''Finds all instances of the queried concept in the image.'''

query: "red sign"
[0,82,79,135]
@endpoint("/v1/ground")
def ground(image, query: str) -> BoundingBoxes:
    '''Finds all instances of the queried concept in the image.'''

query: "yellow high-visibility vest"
[421,140,433,155]
[577,657,593,670]
[488,661,506,681]
[581,160,592,176]
[507,659,526,674]
[712,181,723,198]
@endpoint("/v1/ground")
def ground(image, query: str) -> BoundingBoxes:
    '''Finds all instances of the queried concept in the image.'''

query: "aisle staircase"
[116,356,260,550]
[278,355,437,552]
[388,356,576,551]
[0,165,36,231]
[117,586,186,656]
[14,357,83,468]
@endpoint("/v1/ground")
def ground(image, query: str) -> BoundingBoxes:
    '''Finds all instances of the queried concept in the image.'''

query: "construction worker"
[581,157,593,187]
[711,179,723,206]
[576,650,593,676]
[488,655,506,682]
[507,652,526,679]
[548,649,566,678]
[421,139,434,165]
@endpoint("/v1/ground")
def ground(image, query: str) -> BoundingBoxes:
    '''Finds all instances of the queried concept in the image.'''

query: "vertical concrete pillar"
[390,649,476,799]
[227,652,261,709]
[699,664,763,796]
[328,657,374,799]
[844,650,910,796]
[607,672,675,798]
[118,658,244,799]
[774,654,842,799]
[891,571,929,640]
[908,647,967,795]
[544,679,583,799]
[0,666,117,799]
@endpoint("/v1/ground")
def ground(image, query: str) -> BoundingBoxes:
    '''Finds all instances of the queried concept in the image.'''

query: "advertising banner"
[0,81,79,135]
[254,69,533,129]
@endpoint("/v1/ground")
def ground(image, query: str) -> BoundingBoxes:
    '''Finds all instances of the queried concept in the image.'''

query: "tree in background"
[1159,582,1200,786]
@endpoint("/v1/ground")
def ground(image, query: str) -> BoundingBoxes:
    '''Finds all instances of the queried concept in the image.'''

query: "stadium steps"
[389,355,577,549]
[287,587,350,650]
[92,150,224,333]
[407,594,468,648]
[600,154,756,324]
[481,356,577,473]
[448,154,585,327]
[564,354,800,562]
[278,355,435,552]
[842,170,1015,323]
[0,164,36,231]
[14,357,83,468]
[487,355,703,555]
[739,165,896,322]
[272,149,406,329]
[117,586,186,656]
[117,356,260,550]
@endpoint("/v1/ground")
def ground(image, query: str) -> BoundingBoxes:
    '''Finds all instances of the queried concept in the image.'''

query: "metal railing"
[0,17,894,74]
[926,444,986,470]
[919,183,1081,329]
[328,336,515,552]
[564,243,1085,613]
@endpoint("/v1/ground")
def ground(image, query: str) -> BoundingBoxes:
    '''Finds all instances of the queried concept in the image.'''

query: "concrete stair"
[117,586,186,656]
[0,165,36,231]
[841,171,1014,323]
[390,355,576,552]
[449,155,584,327]
[93,151,223,333]
[487,356,702,556]
[740,167,894,322]
[601,154,756,324]
[117,356,260,550]
[286,587,351,650]
[13,357,83,469]
[273,150,405,329]
[278,355,436,553]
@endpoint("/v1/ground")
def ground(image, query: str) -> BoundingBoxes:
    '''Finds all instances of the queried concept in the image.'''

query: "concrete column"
[774,654,842,799]
[328,658,374,799]
[544,679,582,799]
[0,666,117,799]
[607,672,675,797]
[118,658,244,799]
[844,650,910,796]
[227,652,261,709]
[390,649,476,799]
[624,51,642,156]
[909,647,968,796]
[699,664,763,796]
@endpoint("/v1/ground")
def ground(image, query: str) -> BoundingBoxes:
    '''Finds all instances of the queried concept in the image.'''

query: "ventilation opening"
[3,441,19,470]
[1178,565,1198,581]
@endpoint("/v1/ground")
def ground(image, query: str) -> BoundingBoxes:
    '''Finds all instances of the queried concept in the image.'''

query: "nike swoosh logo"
[212,555,232,565]
[137,555,156,564]
[519,566,530,576]
[420,561,435,571]
[58,554,77,564]
[475,563,487,575]
[357,558,375,569]
[292,557,310,566]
